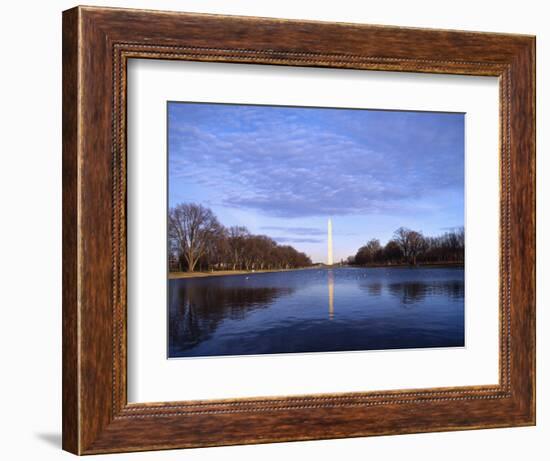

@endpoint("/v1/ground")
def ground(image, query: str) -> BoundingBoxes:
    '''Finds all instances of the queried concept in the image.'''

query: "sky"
[168,102,464,263]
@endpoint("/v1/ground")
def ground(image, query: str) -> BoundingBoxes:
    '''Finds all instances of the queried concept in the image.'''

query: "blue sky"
[168,102,464,263]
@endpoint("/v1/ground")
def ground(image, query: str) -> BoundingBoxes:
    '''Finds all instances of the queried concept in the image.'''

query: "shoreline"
[168,266,316,279]
[355,261,464,269]
[168,262,464,279]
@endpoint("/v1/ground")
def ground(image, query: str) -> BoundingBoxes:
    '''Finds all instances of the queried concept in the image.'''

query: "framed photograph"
[62,6,535,454]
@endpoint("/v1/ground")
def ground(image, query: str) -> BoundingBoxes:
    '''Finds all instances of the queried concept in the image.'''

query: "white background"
[0,1,546,460]
[128,60,499,402]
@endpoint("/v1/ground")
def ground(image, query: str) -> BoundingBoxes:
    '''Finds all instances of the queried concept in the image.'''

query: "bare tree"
[393,227,411,262]
[167,202,312,273]
[354,238,383,265]
[383,240,403,264]
[168,203,222,272]
[349,227,464,267]
[393,227,426,265]
[227,226,250,270]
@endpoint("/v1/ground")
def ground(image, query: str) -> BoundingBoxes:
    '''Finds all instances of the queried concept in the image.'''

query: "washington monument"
[327,217,334,265]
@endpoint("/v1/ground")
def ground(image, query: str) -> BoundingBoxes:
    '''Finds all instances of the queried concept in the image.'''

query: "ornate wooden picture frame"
[62,5,535,455]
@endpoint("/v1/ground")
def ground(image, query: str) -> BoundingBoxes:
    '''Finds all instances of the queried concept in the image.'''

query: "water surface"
[168,267,464,358]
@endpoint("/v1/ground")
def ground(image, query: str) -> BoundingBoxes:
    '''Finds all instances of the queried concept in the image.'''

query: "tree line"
[168,203,312,272]
[349,226,464,266]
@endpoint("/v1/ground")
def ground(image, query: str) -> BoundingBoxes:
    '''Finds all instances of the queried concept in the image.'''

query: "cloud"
[169,103,464,218]
[273,237,323,244]
[261,226,325,236]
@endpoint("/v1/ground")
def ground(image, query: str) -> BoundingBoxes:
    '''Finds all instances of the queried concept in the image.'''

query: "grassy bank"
[169,262,464,279]
[169,266,316,279]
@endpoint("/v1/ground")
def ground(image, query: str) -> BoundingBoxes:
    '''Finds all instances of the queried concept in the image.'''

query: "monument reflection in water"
[168,267,465,358]
[328,270,335,320]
